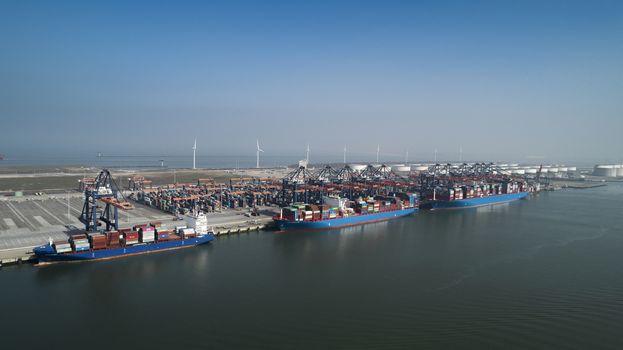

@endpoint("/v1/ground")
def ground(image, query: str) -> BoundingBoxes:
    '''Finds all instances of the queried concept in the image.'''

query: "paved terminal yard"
[0,193,276,265]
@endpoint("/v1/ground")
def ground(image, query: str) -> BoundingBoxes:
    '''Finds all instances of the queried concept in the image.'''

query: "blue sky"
[1,0,622,163]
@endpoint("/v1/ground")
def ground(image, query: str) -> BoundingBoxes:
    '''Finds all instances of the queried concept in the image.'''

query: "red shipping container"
[124,232,139,239]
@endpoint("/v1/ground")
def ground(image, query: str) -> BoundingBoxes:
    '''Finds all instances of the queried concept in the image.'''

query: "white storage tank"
[350,164,367,171]
[593,165,617,177]
[394,165,411,172]
[414,165,429,172]
[524,168,538,174]
[617,165,623,177]
[567,166,577,172]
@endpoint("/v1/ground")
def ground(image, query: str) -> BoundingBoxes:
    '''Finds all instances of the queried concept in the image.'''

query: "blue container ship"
[274,193,418,231]
[421,180,530,209]
[34,213,214,264]
[34,234,214,264]
[425,191,528,209]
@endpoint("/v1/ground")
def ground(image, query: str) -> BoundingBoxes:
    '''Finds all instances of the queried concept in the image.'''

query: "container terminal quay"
[0,161,615,266]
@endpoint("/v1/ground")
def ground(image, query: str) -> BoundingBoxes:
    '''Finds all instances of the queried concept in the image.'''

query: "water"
[2,184,623,349]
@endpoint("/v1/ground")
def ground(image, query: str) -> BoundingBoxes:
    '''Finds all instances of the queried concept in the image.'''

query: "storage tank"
[394,165,411,172]
[514,169,525,175]
[524,168,538,174]
[549,167,559,173]
[558,167,568,172]
[350,164,366,171]
[414,165,429,172]
[617,165,623,177]
[567,166,577,172]
[593,165,617,177]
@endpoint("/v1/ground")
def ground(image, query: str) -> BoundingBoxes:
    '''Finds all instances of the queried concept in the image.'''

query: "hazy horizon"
[1,1,621,165]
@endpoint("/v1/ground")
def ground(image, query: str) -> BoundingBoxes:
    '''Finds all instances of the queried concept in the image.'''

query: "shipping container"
[140,228,156,243]
[157,230,172,240]
[54,241,72,253]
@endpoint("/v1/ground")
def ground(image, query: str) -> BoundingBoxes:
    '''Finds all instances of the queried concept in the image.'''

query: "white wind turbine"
[306,143,310,163]
[192,138,197,169]
[256,139,264,169]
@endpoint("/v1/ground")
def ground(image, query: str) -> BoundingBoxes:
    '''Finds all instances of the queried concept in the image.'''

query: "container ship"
[34,213,214,264]
[273,193,418,231]
[422,181,529,209]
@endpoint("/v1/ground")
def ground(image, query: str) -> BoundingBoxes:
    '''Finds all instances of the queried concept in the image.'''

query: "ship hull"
[274,208,417,231]
[426,192,529,209]
[35,234,214,264]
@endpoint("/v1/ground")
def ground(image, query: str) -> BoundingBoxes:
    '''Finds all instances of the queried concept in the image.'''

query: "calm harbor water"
[1,184,623,349]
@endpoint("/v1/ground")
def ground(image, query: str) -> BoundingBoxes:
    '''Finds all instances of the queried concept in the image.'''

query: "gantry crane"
[80,169,133,232]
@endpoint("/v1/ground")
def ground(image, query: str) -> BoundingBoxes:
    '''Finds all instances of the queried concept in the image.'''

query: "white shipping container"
[55,247,72,253]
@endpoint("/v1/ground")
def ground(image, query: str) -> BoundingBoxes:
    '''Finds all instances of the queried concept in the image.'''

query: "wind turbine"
[459,146,463,163]
[306,143,310,163]
[256,139,264,169]
[376,144,380,163]
[192,138,197,169]
[343,145,347,164]
[405,149,409,163]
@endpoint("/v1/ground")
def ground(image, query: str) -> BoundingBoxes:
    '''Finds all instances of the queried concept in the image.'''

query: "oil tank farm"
[593,164,623,177]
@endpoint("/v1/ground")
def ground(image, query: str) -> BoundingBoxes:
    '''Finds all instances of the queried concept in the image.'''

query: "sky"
[1,0,622,164]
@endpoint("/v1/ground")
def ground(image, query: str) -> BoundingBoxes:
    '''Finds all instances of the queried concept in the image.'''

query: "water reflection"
[35,244,214,287]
